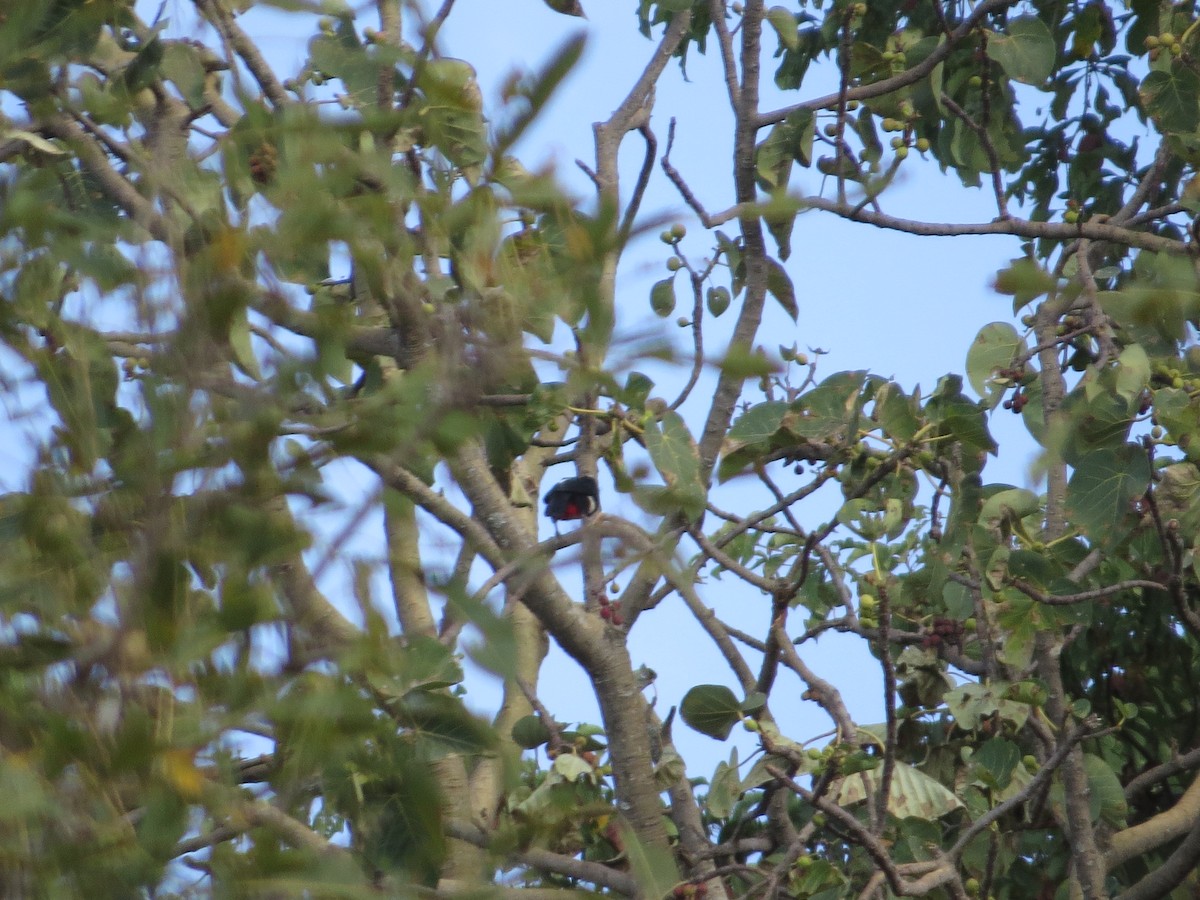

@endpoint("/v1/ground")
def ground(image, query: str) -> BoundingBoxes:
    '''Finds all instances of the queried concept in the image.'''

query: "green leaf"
[622,824,680,900]
[979,488,1039,525]
[766,258,798,320]
[680,684,742,740]
[790,371,868,440]
[1140,65,1200,134]
[1066,445,1150,543]
[229,309,262,380]
[552,752,594,782]
[973,737,1020,790]
[766,7,800,52]
[706,286,731,317]
[1083,753,1127,827]
[986,16,1056,86]
[650,277,677,317]
[727,401,789,444]
[835,761,963,819]
[160,41,206,107]
[994,258,1055,311]
[510,715,551,749]
[706,750,740,819]
[966,322,1026,403]
[396,690,497,758]
[644,411,706,518]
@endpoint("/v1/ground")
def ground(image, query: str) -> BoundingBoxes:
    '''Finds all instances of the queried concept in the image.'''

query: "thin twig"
[940,93,1008,219]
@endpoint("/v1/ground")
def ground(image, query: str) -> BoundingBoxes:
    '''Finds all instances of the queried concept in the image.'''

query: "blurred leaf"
[543,0,586,15]
[995,257,1056,312]
[395,690,497,758]
[766,7,800,51]
[511,715,552,749]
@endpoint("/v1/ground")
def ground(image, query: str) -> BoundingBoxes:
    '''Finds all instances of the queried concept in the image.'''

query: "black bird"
[543,476,600,524]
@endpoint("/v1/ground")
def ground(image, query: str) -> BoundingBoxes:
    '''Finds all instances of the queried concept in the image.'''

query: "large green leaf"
[706,749,740,818]
[945,682,1032,731]
[1083,753,1127,827]
[972,737,1020,790]
[835,761,964,819]
[1066,444,1150,543]
[966,322,1026,403]
[644,411,706,518]
[727,401,790,445]
[790,370,868,440]
[623,824,681,900]
[680,684,742,740]
[1140,65,1200,134]
[987,16,1056,85]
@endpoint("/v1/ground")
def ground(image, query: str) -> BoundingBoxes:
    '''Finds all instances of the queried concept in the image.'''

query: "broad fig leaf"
[987,16,1055,85]
[1140,66,1200,134]
[966,322,1026,403]
[973,737,1020,790]
[706,749,740,819]
[835,761,963,819]
[680,684,741,740]
[727,401,789,445]
[644,411,706,518]
[1066,444,1150,543]
[623,824,680,900]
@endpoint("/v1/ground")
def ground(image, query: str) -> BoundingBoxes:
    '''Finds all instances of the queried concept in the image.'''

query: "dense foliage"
[4,0,1200,897]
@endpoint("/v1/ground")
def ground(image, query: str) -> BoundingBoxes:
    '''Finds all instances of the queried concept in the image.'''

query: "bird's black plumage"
[543,476,599,522]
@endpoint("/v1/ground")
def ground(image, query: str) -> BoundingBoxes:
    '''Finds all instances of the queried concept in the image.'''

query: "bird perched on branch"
[543,476,599,528]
